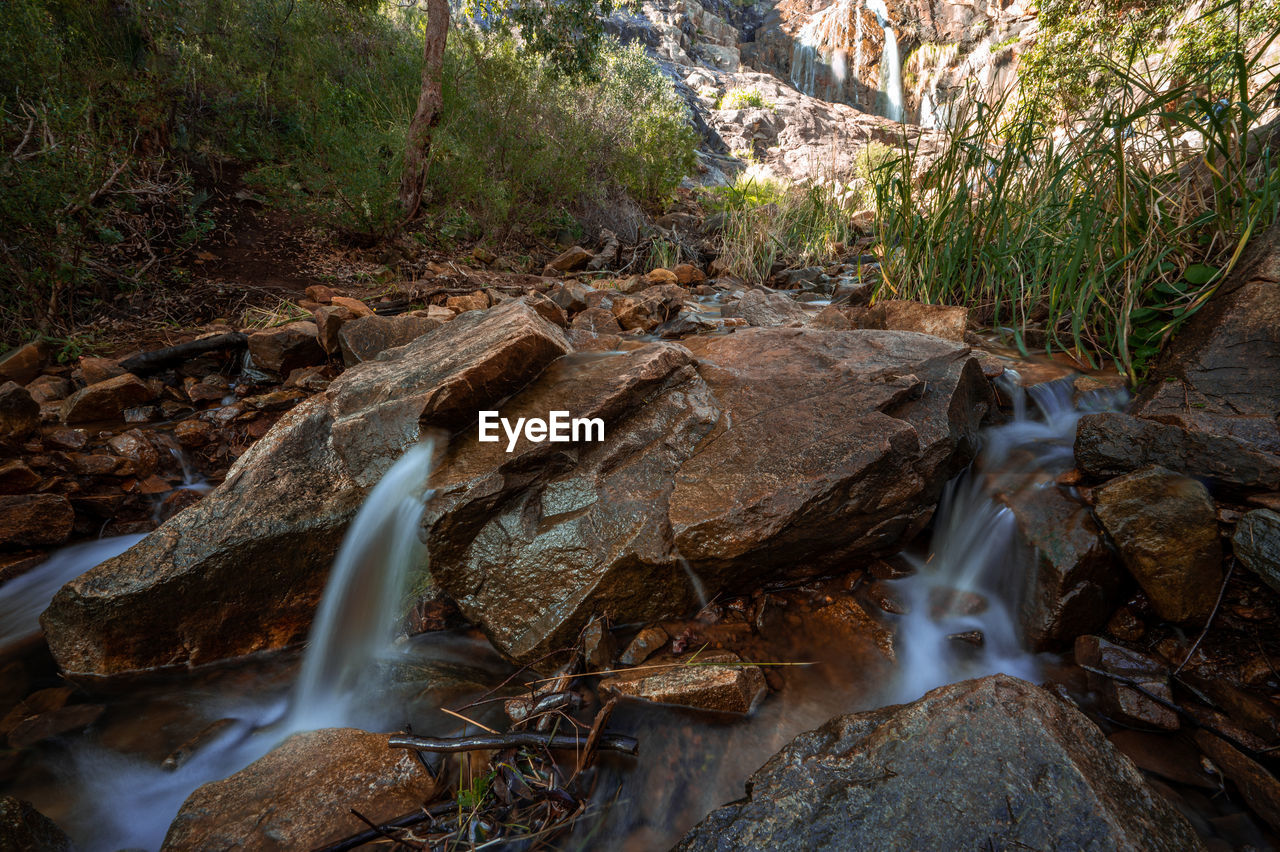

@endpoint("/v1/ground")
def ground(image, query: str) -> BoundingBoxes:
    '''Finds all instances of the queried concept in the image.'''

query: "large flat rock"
[675,675,1203,852]
[41,301,571,675]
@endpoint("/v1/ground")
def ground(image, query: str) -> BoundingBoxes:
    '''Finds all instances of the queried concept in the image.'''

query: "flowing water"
[865,0,903,122]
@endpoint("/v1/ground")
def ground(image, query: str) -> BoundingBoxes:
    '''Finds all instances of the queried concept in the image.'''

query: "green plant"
[718,86,774,110]
[871,9,1280,379]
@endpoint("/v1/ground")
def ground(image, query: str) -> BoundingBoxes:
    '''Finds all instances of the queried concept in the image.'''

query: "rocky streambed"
[3,227,1280,850]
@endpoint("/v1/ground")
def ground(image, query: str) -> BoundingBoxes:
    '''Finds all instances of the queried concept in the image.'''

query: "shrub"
[718,86,773,111]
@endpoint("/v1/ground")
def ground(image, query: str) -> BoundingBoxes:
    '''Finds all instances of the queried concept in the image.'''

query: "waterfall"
[885,374,1126,704]
[865,0,903,122]
[789,0,858,102]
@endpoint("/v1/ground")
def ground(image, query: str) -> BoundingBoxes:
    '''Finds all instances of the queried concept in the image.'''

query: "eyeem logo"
[478,410,605,452]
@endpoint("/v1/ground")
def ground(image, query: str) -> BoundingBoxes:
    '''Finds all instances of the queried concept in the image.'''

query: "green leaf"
[1184,263,1219,285]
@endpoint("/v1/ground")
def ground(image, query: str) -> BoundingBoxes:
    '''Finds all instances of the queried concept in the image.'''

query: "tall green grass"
[872,23,1280,379]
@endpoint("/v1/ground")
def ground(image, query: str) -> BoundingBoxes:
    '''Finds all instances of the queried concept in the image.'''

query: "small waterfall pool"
[2,366,1126,850]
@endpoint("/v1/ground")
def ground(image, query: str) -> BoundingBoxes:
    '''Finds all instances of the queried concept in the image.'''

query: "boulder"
[247,321,325,375]
[1233,508,1280,593]
[571,307,623,337]
[445,291,489,314]
[1076,635,1178,730]
[427,328,991,664]
[330,295,373,317]
[25,375,72,404]
[312,304,354,355]
[75,356,124,385]
[337,314,442,366]
[0,383,39,441]
[1093,466,1222,623]
[41,300,572,675]
[720,289,809,328]
[0,343,45,386]
[598,651,765,713]
[0,495,73,548]
[60,373,154,425]
[611,284,687,332]
[675,675,1203,852]
[543,245,593,275]
[546,281,596,314]
[863,300,968,341]
[672,263,706,284]
[0,797,72,851]
[162,728,434,852]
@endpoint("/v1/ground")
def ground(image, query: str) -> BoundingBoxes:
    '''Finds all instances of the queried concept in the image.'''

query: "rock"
[721,289,809,327]
[185,375,228,404]
[329,295,373,317]
[611,284,687,332]
[428,328,990,665]
[571,306,623,336]
[44,428,87,451]
[472,246,497,265]
[675,675,1203,852]
[522,292,568,328]
[312,304,354,355]
[0,343,45,386]
[1075,635,1179,730]
[1234,509,1280,593]
[1075,412,1280,492]
[672,263,705,284]
[25,375,72,404]
[304,284,334,304]
[60,373,155,425]
[546,280,596,313]
[543,245,593,275]
[619,626,669,665]
[646,267,680,286]
[42,300,572,675]
[0,383,39,441]
[599,651,765,713]
[999,480,1121,650]
[1195,730,1280,833]
[0,797,73,851]
[174,418,216,448]
[7,703,104,748]
[337,314,442,366]
[0,461,39,495]
[162,728,435,852]
[106,429,159,478]
[1093,466,1222,622]
[1109,730,1217,789]
[243,389,307,411]
[808,305,854,330]
[863,300,968,341]
[76,356,124,385]
[285,366,331,392]
[247,321,325,375]
[0,495,73,548]
[424,305,455,322]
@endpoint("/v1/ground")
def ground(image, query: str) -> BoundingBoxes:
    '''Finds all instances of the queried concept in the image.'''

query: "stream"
[0,366,1123,851]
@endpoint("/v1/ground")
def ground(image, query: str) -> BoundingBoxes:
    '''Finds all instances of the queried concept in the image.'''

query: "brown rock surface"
[0,495,73,548]
[0,796,73,851]
[0,343,45,386]
[863,300,968,340]
[60,373,154,424]
[0,383,39,441]
[247,321,325,375]
[598,651,766,713]
[543,245,593,274]
[337,314,442,366]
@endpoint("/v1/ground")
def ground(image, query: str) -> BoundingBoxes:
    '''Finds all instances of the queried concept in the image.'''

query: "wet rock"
[1075,412,1280,491]
[598,651,765,713]
[0,796,73,851]
[546,280,595,313]
[1109,730,1217,789]
[60,373,154,425]
[44,428,87,451]
[675,675,1203,852]
[1233,509,1280,594]
[336,314,442,367]
[25,375,72,404]
[0,343,46,386]
[611,284,687,332]
[247,321,325,375]
[863,300,968,341]
[1195,730,1280,833]
[42,300,572,675]
[162,728,434,852]
[7,703,105,748]
[106,429,159,478]
[329,295,373,317]
[809,597,895,662]
[571,306,623,336]
[619,626,669,665]
[1001,481,1121,651]
[1076,635,1179,730]
[543,245,593,275]
[75,356,124,385]
[720,289,809,328]
[0,383,39,441]
[0,495,73,548]
[445,291,489,314]
[313,304,354,355]
[174,419,216,448]
[1093,466,1222,622]
[185,375,228,404]
[523,292,568,328]
[0,461,39,494]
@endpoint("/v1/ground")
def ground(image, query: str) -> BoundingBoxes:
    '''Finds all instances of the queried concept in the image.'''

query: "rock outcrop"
[675,674,1204,852]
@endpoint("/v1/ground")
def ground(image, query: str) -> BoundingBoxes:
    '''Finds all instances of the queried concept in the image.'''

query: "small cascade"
[886,374,1126,704]
[789,0,859,103]
[865,0,903,122]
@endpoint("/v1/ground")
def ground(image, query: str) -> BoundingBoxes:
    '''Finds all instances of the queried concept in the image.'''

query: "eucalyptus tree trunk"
[399,0,449,219]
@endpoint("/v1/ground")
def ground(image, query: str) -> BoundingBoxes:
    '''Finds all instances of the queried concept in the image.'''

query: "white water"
[865,0,903,122]
[0,535,145,650]
[886,374,1126,703]
[58,441,438,851]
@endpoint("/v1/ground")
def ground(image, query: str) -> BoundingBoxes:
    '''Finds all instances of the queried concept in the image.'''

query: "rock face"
[1234,509,1280,593]
[598,651,766,713]
[1093,466,1222,623]
[1077,224,1280,491]
[0,495,74,548]
[162,728,433,852]
[427,328,990,664]
[675,675,1204,852]
[42,300,572,675]
[0,796,73,851]
[337,314,441,366]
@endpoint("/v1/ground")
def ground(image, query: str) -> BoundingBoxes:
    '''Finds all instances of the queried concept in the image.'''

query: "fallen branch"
[117,332,248,375]
[389,730,639,756]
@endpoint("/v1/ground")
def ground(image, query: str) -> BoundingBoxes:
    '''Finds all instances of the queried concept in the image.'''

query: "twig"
[439,705,497,733]
[1173,558,1235,675]
[310,802,454,852]
[575,697,617,777]
[389,731,639,756]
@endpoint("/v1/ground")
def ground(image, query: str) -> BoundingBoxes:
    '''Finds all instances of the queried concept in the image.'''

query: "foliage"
[710,175,854,282]
[718,86,773,110]
[871,19,1280,379]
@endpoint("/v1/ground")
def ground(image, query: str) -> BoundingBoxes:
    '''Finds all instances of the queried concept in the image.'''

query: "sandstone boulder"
[720,289,809,328]
[60,373,155,425]
[337,314,442,366]
[247,321,325,375]
[676,675,1203,852]
[0,343,46,386]
[1234,508,1280,594]
[0,383,39,442]
[0,495,73,548]
[162,728,433,852]
[862,300,968,341]
[41,300,571,675]
[598,651,765,713]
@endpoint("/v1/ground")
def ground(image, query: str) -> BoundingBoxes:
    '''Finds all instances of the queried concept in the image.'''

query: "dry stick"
[389,731,639,756]
[1078,663,1265,756]
[1173,558,1236,676]
[576,697,618,777]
